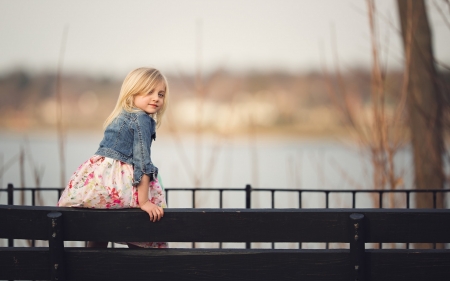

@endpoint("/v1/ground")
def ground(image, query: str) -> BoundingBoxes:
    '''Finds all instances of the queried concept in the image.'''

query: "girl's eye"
[158,93,165,98]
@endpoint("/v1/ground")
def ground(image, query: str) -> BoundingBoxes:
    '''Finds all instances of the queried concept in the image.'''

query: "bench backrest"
[1,205,450,281]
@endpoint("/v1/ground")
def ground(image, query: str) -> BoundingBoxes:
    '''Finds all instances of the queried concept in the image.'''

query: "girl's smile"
[134,81,165,114]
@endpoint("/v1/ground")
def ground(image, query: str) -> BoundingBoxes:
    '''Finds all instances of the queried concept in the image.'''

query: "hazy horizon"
[1,0,449,79]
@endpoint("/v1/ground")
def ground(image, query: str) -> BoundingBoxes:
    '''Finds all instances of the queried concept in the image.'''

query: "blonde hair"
[103,67,169,129]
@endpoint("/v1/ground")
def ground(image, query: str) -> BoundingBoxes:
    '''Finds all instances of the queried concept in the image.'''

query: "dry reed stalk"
[432,0,450,30]
[0,154,2,189]
[297,152,302,189]
[248,93,259,188]
[56,25,69,188]
[23,138,45,206]
[166,116,198,185]
[329,157,365,191]
[192,20,233,191]
[213,87,242,188]
[0,153,19,189]
[168,21,240,195]
[194,19,204,189]
[201,103,238,187]
[194,85,240,201]
[293,151,302,190]
[189,22,235,189]
[287,156,294,189]
[307,150,327,191]
[222,143,233,188]
[18,146,33,247]
[368,0,408,210]
[322,0,407,218]
[19,146,25,203]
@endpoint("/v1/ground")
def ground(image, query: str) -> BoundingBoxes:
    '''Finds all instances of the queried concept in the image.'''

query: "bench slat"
[366,249,450,281]
[0,248,351,281]
[1,248,449,281]
[0,248,49,280]
[67,248,351,281]
[1,205,450,243]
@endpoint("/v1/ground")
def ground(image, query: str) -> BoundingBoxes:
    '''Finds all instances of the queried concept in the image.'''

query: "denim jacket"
[95,110,158,186]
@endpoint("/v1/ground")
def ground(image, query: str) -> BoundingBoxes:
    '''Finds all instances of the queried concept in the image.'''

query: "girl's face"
[134,81,165,114]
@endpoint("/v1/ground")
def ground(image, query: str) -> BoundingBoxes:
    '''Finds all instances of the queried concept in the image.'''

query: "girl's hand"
[140,200,164,222]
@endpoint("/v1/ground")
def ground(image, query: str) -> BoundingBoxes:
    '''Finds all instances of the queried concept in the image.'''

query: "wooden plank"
[0,205,350,242]
[0,248,50,280]
[363,211,450,243]
[0,248,350,281]
[366,249,450,281]
[1,205,450,243]
[64,248,351,281]
[1,248,449,281]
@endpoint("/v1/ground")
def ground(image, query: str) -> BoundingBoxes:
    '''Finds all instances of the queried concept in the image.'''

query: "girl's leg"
[87,241,108,248]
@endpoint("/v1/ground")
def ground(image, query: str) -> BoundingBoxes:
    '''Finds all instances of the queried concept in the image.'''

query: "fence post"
[245,184,251,209]
[7,183,14,247]
[7,183,13,205]
[349,213,365,281]
[48,212,65,281]
[245,184,251,249]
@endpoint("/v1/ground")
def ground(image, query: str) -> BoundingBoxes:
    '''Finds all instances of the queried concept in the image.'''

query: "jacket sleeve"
[132,113,158,186]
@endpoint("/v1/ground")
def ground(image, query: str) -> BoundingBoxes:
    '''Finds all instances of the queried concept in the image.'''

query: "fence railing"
[166,185,450,209]
[2,183,449,209]
[1,183,449,249]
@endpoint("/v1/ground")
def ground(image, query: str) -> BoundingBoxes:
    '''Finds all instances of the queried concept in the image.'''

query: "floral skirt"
[58,155,167,248]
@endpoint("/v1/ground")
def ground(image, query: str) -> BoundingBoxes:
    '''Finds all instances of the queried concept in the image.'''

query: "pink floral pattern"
[58,155,167,248]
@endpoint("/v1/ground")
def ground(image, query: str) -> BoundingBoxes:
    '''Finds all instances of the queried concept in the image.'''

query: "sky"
[1,0,449,78]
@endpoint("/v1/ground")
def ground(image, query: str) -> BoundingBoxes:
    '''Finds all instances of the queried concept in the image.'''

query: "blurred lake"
[0,131,419,208]
[2,131,449,249]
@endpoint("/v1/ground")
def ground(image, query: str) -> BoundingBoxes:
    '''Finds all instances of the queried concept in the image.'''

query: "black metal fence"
[1,183,449,249]
[166,185,449,209]
[3,184,448,209]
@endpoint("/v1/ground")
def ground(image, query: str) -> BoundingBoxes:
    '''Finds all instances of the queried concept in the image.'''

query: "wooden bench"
[1,205,450,281]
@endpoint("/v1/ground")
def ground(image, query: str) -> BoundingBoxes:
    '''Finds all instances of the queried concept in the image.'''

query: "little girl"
[58,67,168,249]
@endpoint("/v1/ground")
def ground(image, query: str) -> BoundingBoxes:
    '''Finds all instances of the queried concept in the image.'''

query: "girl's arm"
[138,174,164,222]
[131,114,158,187]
